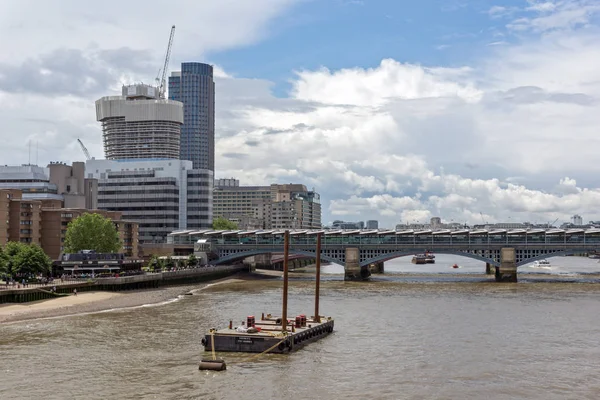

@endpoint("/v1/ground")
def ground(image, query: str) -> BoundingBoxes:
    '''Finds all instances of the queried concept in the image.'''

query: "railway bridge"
[167,228,600,281]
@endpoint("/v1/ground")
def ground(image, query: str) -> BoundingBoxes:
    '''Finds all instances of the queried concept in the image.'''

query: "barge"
[200,230,333,369]
[202,313,334,354]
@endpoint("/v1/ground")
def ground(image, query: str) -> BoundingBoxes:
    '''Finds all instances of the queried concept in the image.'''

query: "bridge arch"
[516,248,590,266]
[360,250,501,268]
[214,249,345,267]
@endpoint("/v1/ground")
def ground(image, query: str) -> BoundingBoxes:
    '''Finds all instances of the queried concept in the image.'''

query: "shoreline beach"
[0,272,272,325]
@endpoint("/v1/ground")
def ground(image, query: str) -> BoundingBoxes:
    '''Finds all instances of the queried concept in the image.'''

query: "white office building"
[86,159,212,243]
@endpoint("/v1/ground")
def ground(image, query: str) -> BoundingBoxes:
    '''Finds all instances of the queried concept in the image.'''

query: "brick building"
[0,189,138,260]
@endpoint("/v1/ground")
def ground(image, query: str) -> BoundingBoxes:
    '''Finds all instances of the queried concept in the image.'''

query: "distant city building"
[430,217,442,229]
[215,178,239,188]
[394,218,464,230]
[572,214,583,226]
[96,84,184,160]
[213,182,321,229]
[169,63,215,170]
[366,220,379,229]
[48,162,98,209]
[0,188,138,260]
[0,163,97,208]
[331,220,364,230]
[472,222,554,230]
[86,159,213,243]
[0,164,63,202]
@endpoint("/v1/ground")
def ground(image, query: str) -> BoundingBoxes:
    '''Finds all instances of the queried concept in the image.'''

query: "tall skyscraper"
[169,63,215,171]
[96,84,183,160]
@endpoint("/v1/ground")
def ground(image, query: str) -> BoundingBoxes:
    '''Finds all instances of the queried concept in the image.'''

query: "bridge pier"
[244,253,272,270]
[345,248,371,281]
[369,262,384,274]
[495,248,517,282]
[485,263,494,275]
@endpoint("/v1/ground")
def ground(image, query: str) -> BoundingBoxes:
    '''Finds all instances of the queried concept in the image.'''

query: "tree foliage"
[212,217,238,230]
[0,246,7,275]
[0,242,51,277]
[63,213,121,254]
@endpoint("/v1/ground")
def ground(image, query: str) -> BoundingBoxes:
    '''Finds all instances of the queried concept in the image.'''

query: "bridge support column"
[244,253,272,271]
[495,248,517,282]
[344,248,370,281]
[369,262,384,274]
[485,263,494,275]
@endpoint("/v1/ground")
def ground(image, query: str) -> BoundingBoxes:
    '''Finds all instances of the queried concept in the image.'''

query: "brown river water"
[2,255,600,399]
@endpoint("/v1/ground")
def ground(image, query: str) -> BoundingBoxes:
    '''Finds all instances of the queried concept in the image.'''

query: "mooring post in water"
[314,232,322,323]
[282,230,290,332]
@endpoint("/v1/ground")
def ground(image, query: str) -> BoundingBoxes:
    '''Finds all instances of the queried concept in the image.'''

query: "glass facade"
[169,63,215,171]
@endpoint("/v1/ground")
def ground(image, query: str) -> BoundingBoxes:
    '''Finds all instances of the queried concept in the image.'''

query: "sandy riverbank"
[0,272,273,325]
[0,292,123,323]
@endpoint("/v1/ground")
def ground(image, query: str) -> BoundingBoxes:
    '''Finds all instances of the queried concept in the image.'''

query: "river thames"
[2,255,600,399]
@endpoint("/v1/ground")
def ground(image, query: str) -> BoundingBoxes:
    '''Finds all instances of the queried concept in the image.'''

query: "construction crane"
[480,212,487,225]
[550,218,559,228]
[155,25,176,99]
[77,138,91,161]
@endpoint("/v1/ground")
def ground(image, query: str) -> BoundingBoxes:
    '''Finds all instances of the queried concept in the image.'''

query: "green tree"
[0,245,8,276]
[13,244,52,275]
[187,254,197,267]
[1,242,51,276]
[212,216,238,230]
[146,255,159,272]
[3,241,26,276]
[63,213,121,253]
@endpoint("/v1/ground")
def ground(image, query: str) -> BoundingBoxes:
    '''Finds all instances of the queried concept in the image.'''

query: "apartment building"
[213,181,321,229]
[0,189,138,260]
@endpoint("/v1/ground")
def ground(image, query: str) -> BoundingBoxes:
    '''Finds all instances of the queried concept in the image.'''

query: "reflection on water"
[1,256,600,399]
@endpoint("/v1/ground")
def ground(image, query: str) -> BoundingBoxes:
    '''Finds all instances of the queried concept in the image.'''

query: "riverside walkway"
[0,265,245,304]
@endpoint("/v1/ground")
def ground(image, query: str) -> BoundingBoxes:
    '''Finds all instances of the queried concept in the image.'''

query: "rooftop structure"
[167,227,600,247]
[96,84,184,160]
[0,164,62,201]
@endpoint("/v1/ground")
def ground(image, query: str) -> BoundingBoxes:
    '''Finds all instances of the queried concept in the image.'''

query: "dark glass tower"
[168,63,215,171]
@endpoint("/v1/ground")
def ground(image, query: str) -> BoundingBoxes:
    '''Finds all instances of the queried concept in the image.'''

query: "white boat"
[532,259,551,269]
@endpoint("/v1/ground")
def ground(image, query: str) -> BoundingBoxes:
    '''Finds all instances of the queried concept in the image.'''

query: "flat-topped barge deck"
[202,314,334,354]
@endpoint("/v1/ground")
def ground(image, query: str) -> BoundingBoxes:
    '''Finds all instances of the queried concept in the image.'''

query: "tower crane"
[77,138,91,160]
[155,25,176,99]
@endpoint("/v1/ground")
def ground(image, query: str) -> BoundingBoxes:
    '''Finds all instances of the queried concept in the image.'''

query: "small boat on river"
[425,252,435,264]
[412,254,427,264]
[532,259,551,269]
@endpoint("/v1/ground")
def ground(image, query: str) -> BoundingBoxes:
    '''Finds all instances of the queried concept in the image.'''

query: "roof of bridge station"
[168,228,600,237]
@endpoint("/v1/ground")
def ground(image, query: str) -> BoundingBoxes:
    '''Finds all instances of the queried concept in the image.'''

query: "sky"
[1,0,600,228]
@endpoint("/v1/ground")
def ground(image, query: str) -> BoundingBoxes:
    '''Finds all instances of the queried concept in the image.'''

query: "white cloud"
[0,0,298,66]
[507,0,600,32]
[291,59,482,106]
